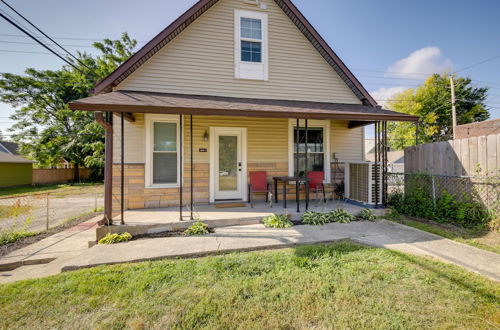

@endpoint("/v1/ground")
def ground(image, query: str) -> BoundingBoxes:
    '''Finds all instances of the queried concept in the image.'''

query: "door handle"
[238,162,242,167]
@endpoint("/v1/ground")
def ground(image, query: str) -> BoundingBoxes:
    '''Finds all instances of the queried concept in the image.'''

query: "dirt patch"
[0,212,102,257]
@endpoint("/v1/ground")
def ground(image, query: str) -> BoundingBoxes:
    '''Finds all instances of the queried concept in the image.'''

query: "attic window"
[234,10,268,80]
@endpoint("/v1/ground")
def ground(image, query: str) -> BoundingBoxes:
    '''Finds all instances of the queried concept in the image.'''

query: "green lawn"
[386,211,500,254]
[1,242,499,329]
[0,182,102,198]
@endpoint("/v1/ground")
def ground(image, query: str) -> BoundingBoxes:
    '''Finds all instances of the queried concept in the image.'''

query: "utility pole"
[450,76,457,139]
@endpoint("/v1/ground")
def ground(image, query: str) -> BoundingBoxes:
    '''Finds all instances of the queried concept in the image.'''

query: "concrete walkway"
[1,219,499,283]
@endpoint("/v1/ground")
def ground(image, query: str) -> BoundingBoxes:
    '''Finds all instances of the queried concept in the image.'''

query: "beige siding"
[331,121,364,162]
[114,115,364,164]
[112,113,145,164]
[115,0,361,104]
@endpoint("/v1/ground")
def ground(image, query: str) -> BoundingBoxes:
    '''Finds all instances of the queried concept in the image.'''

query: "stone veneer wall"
[112,161,346,215]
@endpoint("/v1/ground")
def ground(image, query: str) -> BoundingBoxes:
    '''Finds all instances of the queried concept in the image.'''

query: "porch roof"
[69,90,418,122]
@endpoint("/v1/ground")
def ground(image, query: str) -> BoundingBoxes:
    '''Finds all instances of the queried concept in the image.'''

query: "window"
[234,10,268,80]
[288,120,331,182]
[240,18,262,63]
[293,127,324,177]
[145,115,180,187]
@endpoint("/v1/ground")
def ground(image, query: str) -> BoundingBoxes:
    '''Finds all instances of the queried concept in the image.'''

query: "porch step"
[95,216,262,242]
[214,202,247,209]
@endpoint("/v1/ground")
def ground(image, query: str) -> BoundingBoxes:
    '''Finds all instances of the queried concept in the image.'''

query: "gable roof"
[93,0,377,107]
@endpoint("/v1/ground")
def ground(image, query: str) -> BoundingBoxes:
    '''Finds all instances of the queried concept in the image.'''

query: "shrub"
[358,208,376,221]
[184,221,210,236]
[329,209,355,223]
[262,214,293,228]
[98,232,132,244]
[301,211,329,225]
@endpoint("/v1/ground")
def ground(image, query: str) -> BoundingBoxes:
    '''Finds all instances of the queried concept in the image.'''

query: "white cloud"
[387,46,453,78]
[370,86,409,106]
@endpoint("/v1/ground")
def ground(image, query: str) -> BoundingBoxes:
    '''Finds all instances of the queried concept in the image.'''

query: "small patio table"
[272,176,310,212]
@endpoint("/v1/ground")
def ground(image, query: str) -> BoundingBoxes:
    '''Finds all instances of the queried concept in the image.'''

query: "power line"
[0,0,92,71]
[0,10,84,73]
[0,33,148,43]
[454,54,500,73]
[0,40,94,48]
[0,49,52,54]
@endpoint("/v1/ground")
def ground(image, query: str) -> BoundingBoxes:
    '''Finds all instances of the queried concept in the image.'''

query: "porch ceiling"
[69,90,419,122]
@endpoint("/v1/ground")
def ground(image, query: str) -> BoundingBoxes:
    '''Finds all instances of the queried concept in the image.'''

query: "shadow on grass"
[387,249,500,303]
[293,241,369,260]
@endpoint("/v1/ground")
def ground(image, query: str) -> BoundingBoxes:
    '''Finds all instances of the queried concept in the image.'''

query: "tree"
[386,74,490,150]
[0,33,136,179]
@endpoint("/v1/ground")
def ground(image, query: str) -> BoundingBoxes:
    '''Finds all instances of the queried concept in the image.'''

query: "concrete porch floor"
[104,200,379,240]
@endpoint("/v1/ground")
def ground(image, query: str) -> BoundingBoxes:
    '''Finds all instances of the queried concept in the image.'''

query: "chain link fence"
[386,173,500,228]
[0,185,104,237]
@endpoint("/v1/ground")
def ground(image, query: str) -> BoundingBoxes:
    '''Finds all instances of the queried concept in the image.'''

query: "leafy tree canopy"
[386,74,490,150]
[0,33,136,169]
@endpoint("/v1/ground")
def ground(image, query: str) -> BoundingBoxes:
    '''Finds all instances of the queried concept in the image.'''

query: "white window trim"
[288,119,331,183]
[234,9,268,81]
[144,114,183,188]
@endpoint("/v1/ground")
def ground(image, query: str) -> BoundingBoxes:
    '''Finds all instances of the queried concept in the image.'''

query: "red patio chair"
[307,171,326,202]
[248,171,272,208]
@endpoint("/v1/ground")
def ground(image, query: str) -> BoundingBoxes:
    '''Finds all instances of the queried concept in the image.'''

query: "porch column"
[179,115,183,221]
[190,115,194,220]
[374,122,379,207]
[95,111,113,225]
[305,119,308,177]
[120,112,125,225]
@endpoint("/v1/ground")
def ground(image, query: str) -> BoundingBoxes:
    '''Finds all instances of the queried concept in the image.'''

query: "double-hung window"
[235,10,268,80]
[288,120,331,182]
[145,115,180,187]
[293,127,324,177]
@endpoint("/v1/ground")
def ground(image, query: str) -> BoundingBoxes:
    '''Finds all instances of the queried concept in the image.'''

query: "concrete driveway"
[1,219,499,284]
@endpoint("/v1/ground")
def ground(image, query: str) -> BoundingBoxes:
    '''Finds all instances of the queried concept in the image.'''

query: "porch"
[69,91,419,225]
[100,200,374,240]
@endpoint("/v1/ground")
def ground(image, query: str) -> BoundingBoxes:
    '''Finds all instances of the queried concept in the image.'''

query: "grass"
[0,182,102,198]
[0,230,37,245]
[386,210,500,254]
[1,242,499,329]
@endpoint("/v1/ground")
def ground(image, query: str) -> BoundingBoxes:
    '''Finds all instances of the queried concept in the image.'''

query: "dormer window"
[234,10,268,80]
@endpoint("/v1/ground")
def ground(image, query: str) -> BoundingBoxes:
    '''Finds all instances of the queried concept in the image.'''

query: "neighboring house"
[69,0,417,220]
[365,150,405,173]
[455,119,500,139]
[365,138,404,172]
[0,141,20,155]
[0,152,33,187]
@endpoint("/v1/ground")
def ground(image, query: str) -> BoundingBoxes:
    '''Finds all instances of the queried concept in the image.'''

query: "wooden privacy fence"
[32,168,91,185]
[404,133,500,176]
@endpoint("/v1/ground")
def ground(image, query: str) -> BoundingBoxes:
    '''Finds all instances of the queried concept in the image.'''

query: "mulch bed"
[0,212,102,258]
[132,228,216,240]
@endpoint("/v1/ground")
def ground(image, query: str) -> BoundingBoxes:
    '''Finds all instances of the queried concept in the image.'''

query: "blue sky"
[0,0,499,139]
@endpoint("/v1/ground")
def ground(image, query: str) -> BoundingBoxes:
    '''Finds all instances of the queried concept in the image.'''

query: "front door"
[214,128,244,200]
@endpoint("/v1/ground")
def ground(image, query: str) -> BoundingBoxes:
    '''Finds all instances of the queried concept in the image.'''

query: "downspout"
[95,112,113,225]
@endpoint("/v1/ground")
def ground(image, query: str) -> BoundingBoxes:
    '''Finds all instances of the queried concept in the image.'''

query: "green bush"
[329,209,355,223]
[98,232,132,244]
[184,221,210,236]
[358,208,376,221]
[262,214,293,228]
[301,211,329,225]
[387,187,492,229]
